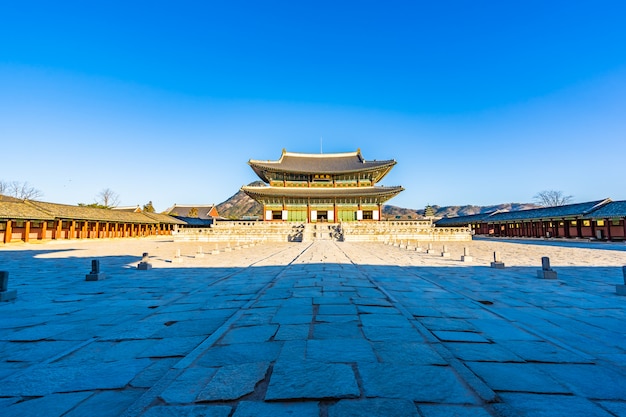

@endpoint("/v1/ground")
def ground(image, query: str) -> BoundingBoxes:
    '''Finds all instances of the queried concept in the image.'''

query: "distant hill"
[216,183,539,220]
[216,181,263,219]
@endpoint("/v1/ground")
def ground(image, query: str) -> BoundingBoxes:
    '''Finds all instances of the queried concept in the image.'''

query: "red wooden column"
[4,220,12,243]
[55,220,62,240]
[41,220,47,240]
[24,220,31,242]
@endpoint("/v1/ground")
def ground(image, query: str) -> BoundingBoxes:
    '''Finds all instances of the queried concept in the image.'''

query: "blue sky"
[1,1,625,212]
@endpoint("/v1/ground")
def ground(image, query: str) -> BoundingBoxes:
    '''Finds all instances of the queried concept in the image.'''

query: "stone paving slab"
[2,237,626,416]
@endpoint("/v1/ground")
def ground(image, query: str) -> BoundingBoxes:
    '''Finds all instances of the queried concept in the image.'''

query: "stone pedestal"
[537,257,557,279]
[491,262,505,269]
[537,270,558,279]
[85,273,106,281]
[211,249,220,255]
[85,260,106,281]
[461,255,473,262]
[1,272,17,301]
[137,253,152,270]
[0,289,17,302]
[137,262,153,270]
[616,266,626,295]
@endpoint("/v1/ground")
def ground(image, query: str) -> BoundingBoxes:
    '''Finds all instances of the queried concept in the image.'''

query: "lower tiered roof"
[241,185,404,203]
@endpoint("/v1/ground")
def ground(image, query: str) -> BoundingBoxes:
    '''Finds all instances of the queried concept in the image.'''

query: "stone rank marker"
[461,247,473,262]
[441,245,451,257]
[195,246,205,258]
[85,260,106,281]
[173,249,183,263]
[137,252,153,270]
[537,256,558,279]
[491,251,505,269]
[426,243,435,254]
[616,266,626,296]
[0,271,17,302]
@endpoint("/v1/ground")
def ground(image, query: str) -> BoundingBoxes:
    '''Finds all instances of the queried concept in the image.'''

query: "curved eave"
[248,160,397,181]
[241,185,404,204]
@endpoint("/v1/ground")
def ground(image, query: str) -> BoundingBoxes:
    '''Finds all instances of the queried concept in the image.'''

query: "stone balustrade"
[173,220,471,243]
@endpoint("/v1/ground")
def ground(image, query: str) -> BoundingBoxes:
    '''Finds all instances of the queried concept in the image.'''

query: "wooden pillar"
[104,222,110,238]
[95,222,99,239]
[41,220,47,240]
[4,220,12,244]
[24,220,31,242]
[55,220,62,240]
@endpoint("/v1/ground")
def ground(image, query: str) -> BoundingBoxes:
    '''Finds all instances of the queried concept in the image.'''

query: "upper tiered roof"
[248,149,396,182]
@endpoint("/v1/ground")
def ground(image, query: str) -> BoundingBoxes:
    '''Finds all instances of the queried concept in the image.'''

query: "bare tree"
[533,190,573,207]
[0,180,43,200]
[96,188,120,208]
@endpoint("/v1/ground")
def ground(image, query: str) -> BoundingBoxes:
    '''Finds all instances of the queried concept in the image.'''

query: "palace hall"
[241,149,403,223]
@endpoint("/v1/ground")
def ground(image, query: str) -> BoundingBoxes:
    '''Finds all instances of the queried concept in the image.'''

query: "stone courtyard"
[1,237,626,416]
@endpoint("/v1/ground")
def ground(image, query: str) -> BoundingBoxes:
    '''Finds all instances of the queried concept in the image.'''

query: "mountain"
[216,181,263,219]
[216,183,539,220]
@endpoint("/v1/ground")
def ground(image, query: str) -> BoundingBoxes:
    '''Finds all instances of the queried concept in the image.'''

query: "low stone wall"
[173,221,305,242]
[174,220,472,243]
[340,221,472,242]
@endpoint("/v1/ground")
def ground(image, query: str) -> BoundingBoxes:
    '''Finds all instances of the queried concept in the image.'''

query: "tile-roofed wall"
[142,212,187,225]
[487,199,609,222]
[581,200,626,219]
[27,201,156,223]
[435,212,496,226]
[0,201,55,220]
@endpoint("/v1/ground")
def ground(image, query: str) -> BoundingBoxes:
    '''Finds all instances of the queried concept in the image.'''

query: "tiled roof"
[487,199,610,222]
[0,195,25,203]
[435,211,498,226]
[434,199,621,226]
[0,201,55,220]
[143,212,188,225]
[163,204,217,220]
[581,200,626,219]
[28,201,158,223]
[241,185,404,200]
[173,217,214,226]
[249,149,396,179]
[0,197,184,225]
